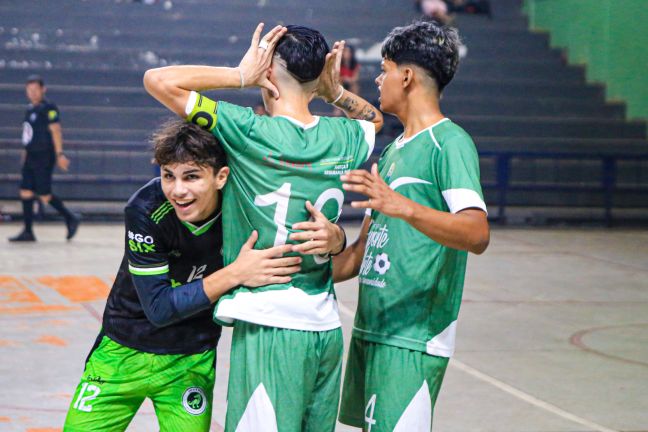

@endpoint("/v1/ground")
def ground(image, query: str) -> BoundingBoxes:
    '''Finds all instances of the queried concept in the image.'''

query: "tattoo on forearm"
[338,96,358,113]
[338,96,377,121]
[359,106,377,121]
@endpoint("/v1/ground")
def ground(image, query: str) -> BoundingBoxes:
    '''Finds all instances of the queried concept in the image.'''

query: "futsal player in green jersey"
[334,20,490,431]
[143,24,383,431]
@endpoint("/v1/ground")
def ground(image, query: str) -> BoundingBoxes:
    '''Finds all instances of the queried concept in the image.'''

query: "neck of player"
[398,87,445,139]
[264,87,316,125]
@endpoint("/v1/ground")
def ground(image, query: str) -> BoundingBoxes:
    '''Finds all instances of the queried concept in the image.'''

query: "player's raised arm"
[143,23,287,117]
[317,40,384,133]
[342,164,490,254]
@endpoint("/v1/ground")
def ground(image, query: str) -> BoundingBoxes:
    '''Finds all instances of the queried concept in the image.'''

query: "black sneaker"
[66,215,80,240]
[9,230,36,242]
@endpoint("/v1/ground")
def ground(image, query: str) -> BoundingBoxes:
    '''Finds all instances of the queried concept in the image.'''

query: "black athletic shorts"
[20,152,55,195]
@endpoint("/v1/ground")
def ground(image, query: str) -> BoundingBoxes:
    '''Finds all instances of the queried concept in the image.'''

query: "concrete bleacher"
[1,0,647,221]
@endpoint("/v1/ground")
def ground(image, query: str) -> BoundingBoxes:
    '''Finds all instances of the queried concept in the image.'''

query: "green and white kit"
[225,321,343,431]
[355,118,486,357]
[339,338,449,431]
[186,92,375,431]
[340,118,486,431]
[186,92,375,331]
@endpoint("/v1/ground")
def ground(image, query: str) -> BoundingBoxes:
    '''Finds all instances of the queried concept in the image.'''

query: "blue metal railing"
[2,151,648,224]
[479,152,648,226]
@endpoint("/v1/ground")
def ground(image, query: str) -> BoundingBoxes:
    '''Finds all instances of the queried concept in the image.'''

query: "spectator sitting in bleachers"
[416,0,451,23]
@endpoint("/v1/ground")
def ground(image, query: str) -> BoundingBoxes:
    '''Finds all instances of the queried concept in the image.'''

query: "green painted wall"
[524,0,648,121]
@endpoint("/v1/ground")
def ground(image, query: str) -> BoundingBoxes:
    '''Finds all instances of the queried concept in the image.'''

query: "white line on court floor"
[336,301,619,432]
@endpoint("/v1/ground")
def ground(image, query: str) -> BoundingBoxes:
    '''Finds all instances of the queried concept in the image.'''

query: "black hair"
[26,74,44,87]
[275,25,329,83]
[381,19,460,92]
[153,119,227,172]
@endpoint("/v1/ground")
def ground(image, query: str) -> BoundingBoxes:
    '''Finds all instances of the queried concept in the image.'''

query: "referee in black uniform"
[9,75,79,242]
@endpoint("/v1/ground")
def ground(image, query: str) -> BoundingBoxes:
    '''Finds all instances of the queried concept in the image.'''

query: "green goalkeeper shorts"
[338,337,449,432]
[224,321,343,432]
[63,336,215,432]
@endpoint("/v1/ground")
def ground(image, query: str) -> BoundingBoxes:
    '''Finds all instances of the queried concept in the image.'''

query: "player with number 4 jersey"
[144,24,383,431]
[334,21,490,431]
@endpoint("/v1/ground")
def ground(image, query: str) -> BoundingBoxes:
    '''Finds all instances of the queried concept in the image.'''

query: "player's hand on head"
[317,40,345,103]
[290,201,343,255]
[342,163,408,219]
[238,23,287,99]
[231,230,301,287]
[57,154,70,172]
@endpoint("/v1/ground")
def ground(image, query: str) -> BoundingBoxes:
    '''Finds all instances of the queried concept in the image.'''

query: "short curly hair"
[381,19,460,92]
[152,119,227,171]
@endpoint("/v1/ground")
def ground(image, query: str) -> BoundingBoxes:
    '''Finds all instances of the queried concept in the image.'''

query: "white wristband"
[330,86,344,104]
[238,68,245,89]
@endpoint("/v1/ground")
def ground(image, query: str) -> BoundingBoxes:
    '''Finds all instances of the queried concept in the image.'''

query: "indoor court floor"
[0,223,647,432]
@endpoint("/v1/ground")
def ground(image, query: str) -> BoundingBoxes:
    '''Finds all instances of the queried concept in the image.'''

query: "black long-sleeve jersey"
[101,178,223,354]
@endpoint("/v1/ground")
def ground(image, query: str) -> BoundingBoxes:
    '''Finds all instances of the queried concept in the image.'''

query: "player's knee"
[39,194,52,204]
[19,189,35,199]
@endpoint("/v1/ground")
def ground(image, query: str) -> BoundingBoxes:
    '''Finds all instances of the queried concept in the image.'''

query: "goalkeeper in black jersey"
[64,120,345,431]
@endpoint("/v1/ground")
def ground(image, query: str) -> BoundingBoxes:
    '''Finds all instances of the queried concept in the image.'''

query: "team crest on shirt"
[30,113,37,122]
[384,162,396,184]
[182,387,207,415]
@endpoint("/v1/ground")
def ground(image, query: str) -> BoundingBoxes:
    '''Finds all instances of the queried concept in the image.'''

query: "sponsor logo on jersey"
[366,223,389,249]
[48,110,58,121]
[128,231,154,244]
[128,231,156,253]
[360,222,391,287]
[320,155,355,176]
[262,151,314,171]
[85,375,105,385]
[182,387,207,415]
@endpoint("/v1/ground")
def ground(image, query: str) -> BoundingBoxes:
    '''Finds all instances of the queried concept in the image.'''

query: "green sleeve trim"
[128,263,169,276]
[185,91,218,132]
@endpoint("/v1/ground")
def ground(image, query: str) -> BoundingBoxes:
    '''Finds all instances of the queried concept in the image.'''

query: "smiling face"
[160,162,229,223]
[375,59,404,115]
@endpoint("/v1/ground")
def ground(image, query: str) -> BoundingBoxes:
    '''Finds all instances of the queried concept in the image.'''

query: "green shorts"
[63,336,215,432]
[339,337,449,432]
[225,321,343,432]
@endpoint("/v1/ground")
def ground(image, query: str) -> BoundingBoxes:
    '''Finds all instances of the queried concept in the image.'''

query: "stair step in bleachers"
[0,0,646,219]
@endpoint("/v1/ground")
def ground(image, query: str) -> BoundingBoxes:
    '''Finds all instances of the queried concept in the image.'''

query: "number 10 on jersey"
[254,182,344,248]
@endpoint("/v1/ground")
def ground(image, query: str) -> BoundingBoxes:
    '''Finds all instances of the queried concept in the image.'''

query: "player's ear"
[402,67,414,89]
[214,166,230,189]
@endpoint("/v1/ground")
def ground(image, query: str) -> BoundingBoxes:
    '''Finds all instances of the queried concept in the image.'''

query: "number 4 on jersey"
[365,394,377,432]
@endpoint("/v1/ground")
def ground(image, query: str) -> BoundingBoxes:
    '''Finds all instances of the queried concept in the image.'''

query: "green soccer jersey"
[354,118,486,357]
[185,92,375,331]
